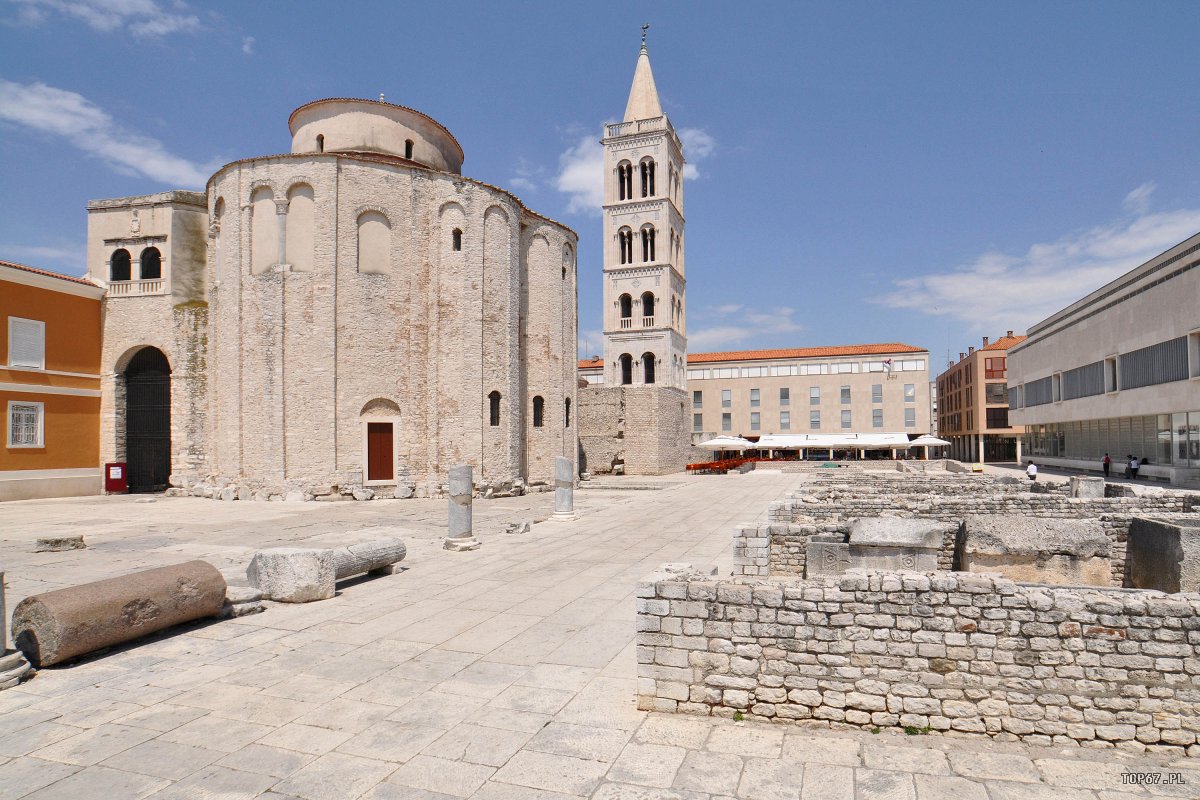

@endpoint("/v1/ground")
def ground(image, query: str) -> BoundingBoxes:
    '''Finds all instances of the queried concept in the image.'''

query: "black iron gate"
[124,348,171,493]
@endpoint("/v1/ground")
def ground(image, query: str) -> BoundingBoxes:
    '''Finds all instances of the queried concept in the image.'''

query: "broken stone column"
[444,464,480,551]
[550,456,577,521]
[0,569,34,689]
[11,560,227,668]
[330,538,407,579]
[247,548,336,603]
[1069,476,1105,498]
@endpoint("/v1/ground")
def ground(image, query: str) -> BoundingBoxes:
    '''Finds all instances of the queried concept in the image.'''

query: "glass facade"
[1023,411,1200,466]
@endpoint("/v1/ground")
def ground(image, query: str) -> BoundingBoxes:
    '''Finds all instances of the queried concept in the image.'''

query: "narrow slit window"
[452,228,462,251]
[532,396,544,427]
[488,391,501,426]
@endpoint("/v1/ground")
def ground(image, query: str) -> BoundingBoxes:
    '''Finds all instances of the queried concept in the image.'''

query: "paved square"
[0,472,1195,798]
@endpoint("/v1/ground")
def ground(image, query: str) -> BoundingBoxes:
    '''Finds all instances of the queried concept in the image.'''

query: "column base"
[0,650,33,691]
[443,537,481,551]
[549,511,578,522]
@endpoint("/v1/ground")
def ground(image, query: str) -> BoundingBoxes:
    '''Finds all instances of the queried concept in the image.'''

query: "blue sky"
[2,1,1199,367]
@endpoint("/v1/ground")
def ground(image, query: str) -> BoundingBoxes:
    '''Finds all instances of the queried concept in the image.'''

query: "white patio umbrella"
[909,435,951,447]
[698,436,755,452]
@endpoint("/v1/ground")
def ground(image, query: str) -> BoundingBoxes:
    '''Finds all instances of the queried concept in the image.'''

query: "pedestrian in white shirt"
[1026,462,1037,481]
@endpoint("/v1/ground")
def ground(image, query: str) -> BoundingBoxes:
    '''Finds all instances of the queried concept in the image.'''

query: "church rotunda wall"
[289,99,465,174]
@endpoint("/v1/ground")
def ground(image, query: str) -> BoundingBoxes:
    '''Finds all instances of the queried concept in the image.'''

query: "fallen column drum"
[12,560,227,667]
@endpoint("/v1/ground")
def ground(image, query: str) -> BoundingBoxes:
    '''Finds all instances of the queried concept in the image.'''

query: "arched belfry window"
[139,247,162,280]
[618,354,633,386]
[532,396,545,428]
[618,227,633,264]
[618,293,633,325]
[641,227,656,262]
[617,161,633,201]
[641,292,655,321]
[488,391,501,427]
[640,159,656,197]
[405,139,414,160]
[452,228,463,251]
[110,249,131,282]
[642,352,656,384]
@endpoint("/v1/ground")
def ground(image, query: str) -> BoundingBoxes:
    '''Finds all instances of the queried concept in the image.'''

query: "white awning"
[756,433,914,450]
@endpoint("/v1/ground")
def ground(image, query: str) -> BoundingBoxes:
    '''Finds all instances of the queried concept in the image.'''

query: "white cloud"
[11,0,200,37]
[678,127,715,179]
[555,134,605,216]
[873,200,1200,333]
[1123,181,1156,214]
[0,79,213,187]
[241,35,255,55]
[687,304,805,351]
[0,242,87,274]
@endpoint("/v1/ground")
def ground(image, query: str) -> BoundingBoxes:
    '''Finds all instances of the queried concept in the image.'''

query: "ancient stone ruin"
[643,466,1200,753]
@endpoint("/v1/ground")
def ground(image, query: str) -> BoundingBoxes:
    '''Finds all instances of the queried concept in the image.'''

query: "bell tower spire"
[600,27,687,391]
[624,24,663,122]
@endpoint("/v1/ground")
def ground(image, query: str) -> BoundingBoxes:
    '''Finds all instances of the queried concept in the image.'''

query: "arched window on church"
[617,161,633,201]
[251,186,276,275]
[488,391,501,427]
[642,352,656,384]
[532,396,544,428]
[316,134,324,152]
[139,247,162,280]
[564,397,571,428]
[640,159,656,197]
[357,211,391,274]
[562,244,573,280]
[618,227,633,264]
[286,184,315,273]
[618,354,633,385]
[641,226,656,262]
[641,292,655,325]
[405,139,414,160]
[109,249,131,282]
[618,293,632,328]
[452,228,463,251]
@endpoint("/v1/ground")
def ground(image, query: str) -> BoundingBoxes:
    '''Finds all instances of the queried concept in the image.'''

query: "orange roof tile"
[688,343,926,364]
[578,343,927,371]
[981,335,1026,351]
[0,259,96,287]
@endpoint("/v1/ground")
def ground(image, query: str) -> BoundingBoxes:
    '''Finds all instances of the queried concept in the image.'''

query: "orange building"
[1,260,105,500]
[935,332,1026,463]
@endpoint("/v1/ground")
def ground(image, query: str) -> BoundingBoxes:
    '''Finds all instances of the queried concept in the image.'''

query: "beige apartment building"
[936,333,1026,463]
[581,343,931,444]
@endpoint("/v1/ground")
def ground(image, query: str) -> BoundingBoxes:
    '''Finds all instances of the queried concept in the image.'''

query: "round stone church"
[87,98,578,499]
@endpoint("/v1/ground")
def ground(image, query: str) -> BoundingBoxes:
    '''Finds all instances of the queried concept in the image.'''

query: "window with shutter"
[8,317,45,369]
[8,401,43,447]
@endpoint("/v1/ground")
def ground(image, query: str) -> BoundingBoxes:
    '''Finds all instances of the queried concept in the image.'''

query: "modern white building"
[1008,231,1200,486]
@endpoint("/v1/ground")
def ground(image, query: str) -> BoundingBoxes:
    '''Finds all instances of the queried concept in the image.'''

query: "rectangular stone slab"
[1127,517,1200,593]
[848,517,952,550]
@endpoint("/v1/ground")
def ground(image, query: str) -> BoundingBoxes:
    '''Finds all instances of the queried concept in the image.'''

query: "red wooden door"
[366,422,394,481]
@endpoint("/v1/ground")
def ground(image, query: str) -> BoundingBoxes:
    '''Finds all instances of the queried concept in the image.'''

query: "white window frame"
[8,317,46,370]
[7,400,44,448]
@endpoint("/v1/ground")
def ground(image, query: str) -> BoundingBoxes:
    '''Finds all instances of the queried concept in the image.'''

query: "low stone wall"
[636,568,1200,753]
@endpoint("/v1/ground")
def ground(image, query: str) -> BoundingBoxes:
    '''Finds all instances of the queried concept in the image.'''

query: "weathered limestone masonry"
[90,99,577,500]
[743,485,1198,583]
[636,568,1200,753]
[578,385,691,475]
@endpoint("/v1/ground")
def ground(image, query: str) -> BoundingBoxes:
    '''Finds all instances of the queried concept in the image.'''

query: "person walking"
[1102,453,1111,477]
[1026,461,1038,481]
[1124,455,1133,478]
[1129,455,1140,480]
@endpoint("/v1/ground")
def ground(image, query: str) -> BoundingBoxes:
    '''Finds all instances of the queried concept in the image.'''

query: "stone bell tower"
[600,25,687,390]
[578,26,692,476]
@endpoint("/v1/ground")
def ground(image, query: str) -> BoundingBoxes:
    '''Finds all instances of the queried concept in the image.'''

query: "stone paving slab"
[0,472,1197,799]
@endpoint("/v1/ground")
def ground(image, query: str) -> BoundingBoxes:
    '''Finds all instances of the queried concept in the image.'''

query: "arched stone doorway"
[124,347,171,493]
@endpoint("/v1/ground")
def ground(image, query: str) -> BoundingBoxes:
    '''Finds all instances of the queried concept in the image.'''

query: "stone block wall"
[578,384,690,475]
[636,568,1200,753]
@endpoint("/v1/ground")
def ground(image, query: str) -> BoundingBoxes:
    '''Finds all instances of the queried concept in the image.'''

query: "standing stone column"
[551,456,578,521]
[444,464,481,551]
